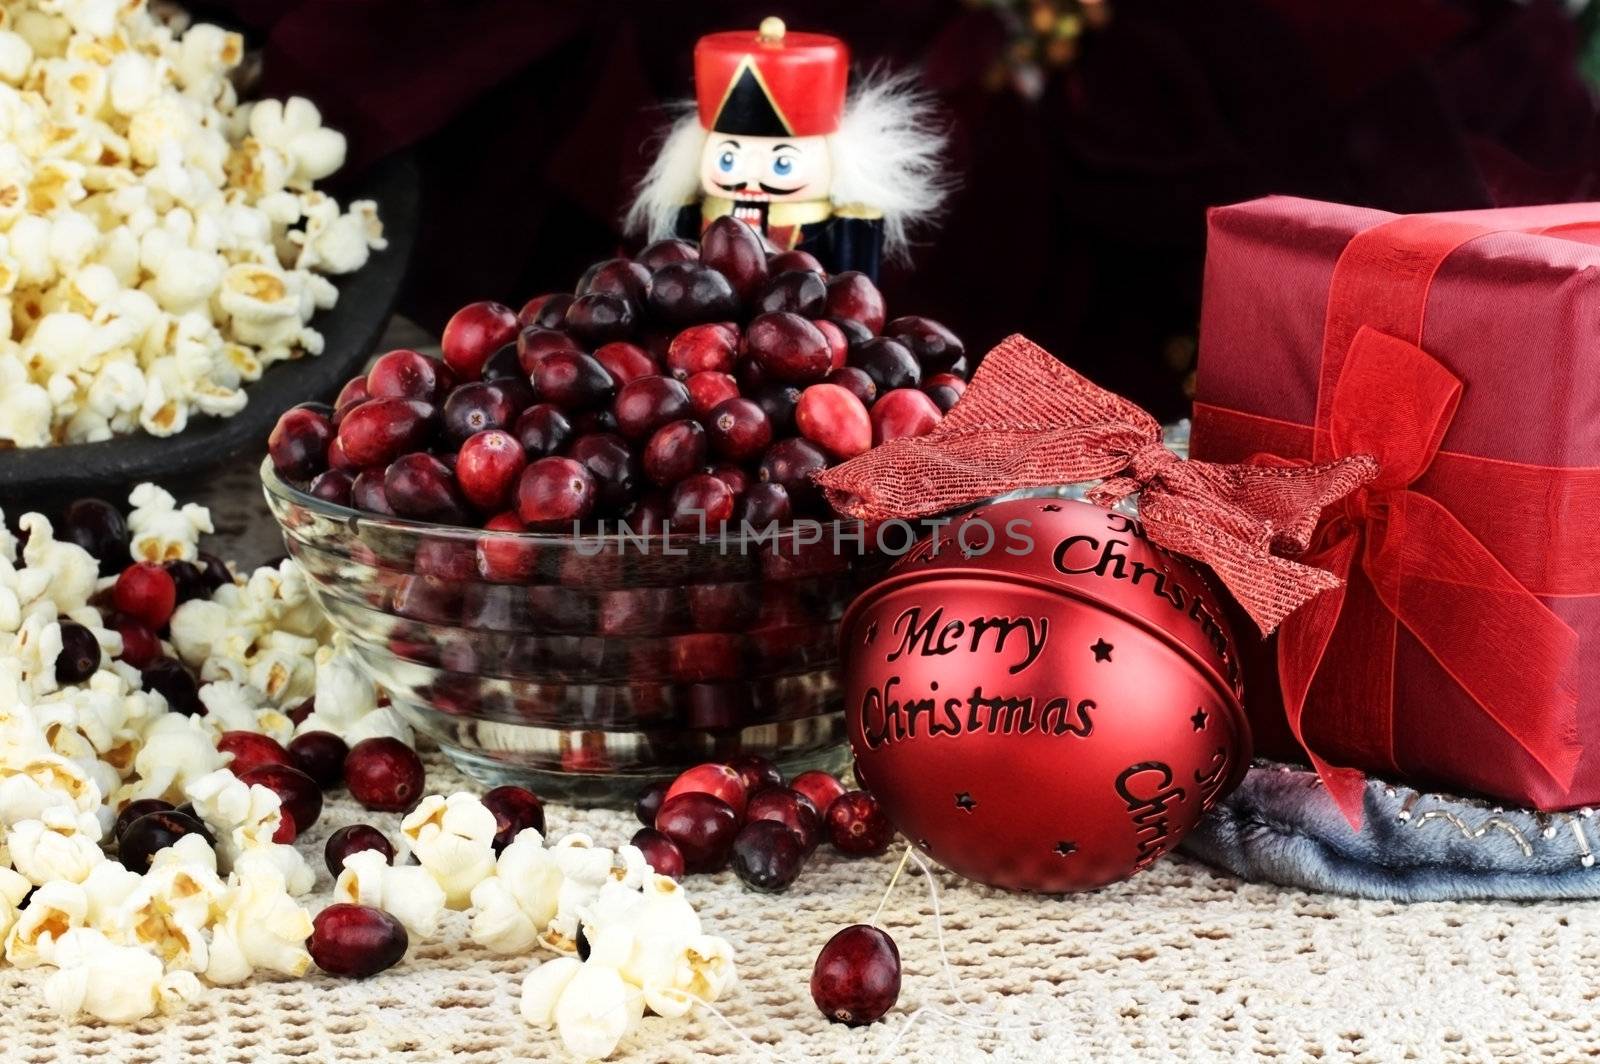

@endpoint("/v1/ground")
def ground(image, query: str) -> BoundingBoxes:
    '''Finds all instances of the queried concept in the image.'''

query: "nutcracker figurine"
[625,17,949,280]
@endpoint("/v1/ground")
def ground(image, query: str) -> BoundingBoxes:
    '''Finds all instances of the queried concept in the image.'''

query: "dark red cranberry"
[768,249,825,274]
[705,397,771,461]
[816,319,850,369]
[334,377,371,424]
[635,781,670,827]
[512,403,573,459]
[442,381,517,444]
[750,382,803,436]
[476,511,539,581]
[114,620,161,669]
[532,351,615,411]
[195,552,232,594]
[54,621,101,684]
[442,301,519,380]
[746,786,823,853]
[623,493,671,535]
[669,474,734,527]
[654,792,740,873]
[647,262,738,326]
[384,453,468,523]
[367,349,446,402]
[643,420,707,487]
[747,312,832,382]
[114,798,174,843]
[288,731,348,789]
[516,326,579,375]
[637,238,699,271]
[564,292,635,346]
[58,498,129,574]
[826,790,894,856]
[480,342,524,382]
[240,763,323,833]
[345,738,426,813]
[727,754,783,795]
[812,924,902,1025]
[664,763,748,817]
[629,828,686,879]
[731,819,805,892]
[517,293,573,329]
[351,470,396,515]
[456,429,527,513]
[217,730,294,777]
[327,436,359,472]
[325,824,396,877]
[796,383,872,459]
[115,563,176,628]
[753,270,827,317]
[337,398,437,468]
[850,338,922,391]
[823,272,886,333]
[666,323,739,379]
[700,216,769,300]
[120,809,210,874]
[593,341,657,385]
[481,785,546,852]
[268,405,333,481]
[735,482,792,526]
[577,257,651,305]
[871,388,943,444]
[309,904,408,978]
[165,560,207,605]
[684,371,740,417]
[710,464,750,498]
[613,375,692,440]
[569,409,620,436]
[825,366,878,406]
[758,438,829,508]
[308,469,354,506]
[568,433,642,513]
[516,456,597,529]
[790,771,847,820]
[885,315,966,372]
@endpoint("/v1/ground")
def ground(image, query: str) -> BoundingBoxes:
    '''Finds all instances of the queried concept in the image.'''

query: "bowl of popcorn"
[0,0,414,494]
[263,219,971,804]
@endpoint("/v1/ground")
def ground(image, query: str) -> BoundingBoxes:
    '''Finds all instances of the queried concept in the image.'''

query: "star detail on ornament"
[864,621,878,645]
[955,792,976,813]
[1040,504,1061,512]
[1091,638,1113,662]
[1054,840,1078,857]
[1190,706,1208,731]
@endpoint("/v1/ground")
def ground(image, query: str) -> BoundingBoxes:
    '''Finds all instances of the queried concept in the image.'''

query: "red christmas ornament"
[840,497,1251,893]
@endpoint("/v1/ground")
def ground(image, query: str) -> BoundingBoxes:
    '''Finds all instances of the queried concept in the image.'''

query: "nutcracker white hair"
[625,69,951,261]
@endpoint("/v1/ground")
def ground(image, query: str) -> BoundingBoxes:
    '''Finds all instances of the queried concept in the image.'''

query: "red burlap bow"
[816,334,1378,634]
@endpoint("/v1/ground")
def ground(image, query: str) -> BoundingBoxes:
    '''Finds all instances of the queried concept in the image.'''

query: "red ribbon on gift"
[815,334,1377,634]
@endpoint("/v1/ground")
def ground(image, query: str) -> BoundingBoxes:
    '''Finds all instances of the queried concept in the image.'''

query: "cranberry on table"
[442,381,519,444]
[635,781,670,827]
[613,375,693,440]
[669,474,735,527]
[664,762,749,817]
[58,498,130,574]
[666,323,739,379]
[643,420,707,487]
[746,786,823,853]
[240,763,323,834]
[655,792,740,873]
[309,469,354,506]
[517,457,598,530]
[736,482,792,526]
[727,754,783,794]
[481,785,546,852]
[630,828,686,879]
[325,824,396,877]
[288,731,349,789]
[827,790,894,856]
[886,315,966,372]
[140,657,200,715]
[871,388,943,444]
[113,798,174,844]
[646,261,739,326]
[217,730,294,777]
[706,397,772,461]
[442,300,519,380]
[351,470,396,516]
[850,337,922,391]
[796,383,872,459]
[345,737,426,813]
[731,819,806,892]
[593,341,657,385]
[568,433,641,512]
[532,350,616,411]
[512,403,573,459]
[564,292,635,346]
[367,349,448,402]
[114,620,161,669]
[812,924,902,1026]
[456,430,527,513]
[637,237,699,271]
[825,366,877,407]
[823,272,886,334]
[337,398,437,468]
[753,270,827,318]
[120,809,210,874]
[747,312,832,383]
[699,216,769,300]
[384,453,468,524]
[309,904,409,978]
[268,405,333,481]
[790,771,847,820]
[54,621,101,685]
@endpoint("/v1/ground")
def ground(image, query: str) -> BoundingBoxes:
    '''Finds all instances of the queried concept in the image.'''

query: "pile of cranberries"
[268,217,968,537]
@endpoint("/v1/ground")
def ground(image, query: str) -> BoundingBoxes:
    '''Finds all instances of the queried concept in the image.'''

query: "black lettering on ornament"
[1194,746,1230,812]
[856,677,1094,750]
[1115,761,1188,873]
[1052,533,1231,663]
[885,606,1048,675]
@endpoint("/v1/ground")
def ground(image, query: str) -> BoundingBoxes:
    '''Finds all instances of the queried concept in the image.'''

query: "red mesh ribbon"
[815,334,1378,634]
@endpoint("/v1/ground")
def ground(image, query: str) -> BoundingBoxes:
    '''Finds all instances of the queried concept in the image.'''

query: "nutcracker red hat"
[695,17,849,138]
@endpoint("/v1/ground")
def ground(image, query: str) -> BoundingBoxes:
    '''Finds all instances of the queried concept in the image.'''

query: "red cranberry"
[768,249,825,274]
[517,293,572,329]
[119,809,211,874]
[635,781,670,827]
[705,397,772,461]
[669,474,734,528]
[825,366,878,406]
[827,790,894,856]
[288,731,349,789]
[593,341,656,384]
[532,350,615,411]
[871,388,943,444]
[288,698,316,726]
[823,272,886,333]
[114,563,176,629]
[114,620,161,669]
[815,319,850,369]
[480,343,524,381]
[746,786,823,853]
[728,754,783,794]
[564,292,635,346]
[54,621,101,684]
[664,762,748,817]
[731,819,805,892]
[327,436,360,472]
[456,430,527,512]
[570,409,620,435]
[268,405,333,481]
[613,375,692,440]
[747,312,832,383]
[710,463,750,497]
[684,371,740,417]
[647,262,738,325]
[637,238,699,271]
[885,315,966,372]
[791,771,847,820]
[577,257,651,305]
[334,377,371,424]
[477,511,539,581]
[442,381,518,444]
[754,270,827,317]
[757,438,829,510]
[746,383,799,438]
[655,792,739,873]
[345,738,426,813]
[512,403,573,459]
[630,828,686,879]
[216,730,294,777]
[568,432,642,512]
[481,785,546,852]
[308,469,354,506]
[351,469,396,515]
[735,482,792,526]
[516,456,597,529]
[923,372,967,413]
[325,824,396,877]
[850,338,922,391]
[337,398,437,468]
[367,349,447,402]
[796,384,871,459]
[309,904,408,978]
[666,323,739,379]
[643,420,707,487]
[699,216,769,300]
[59,497,130,573]
[812,924,901,1025]
[442,301,519,380]
[240,763,323,833]
[623,493,671,535]
[114,798,174,843]
[142,657,200,714]
[516,326,579,375]
[384,453,468,523]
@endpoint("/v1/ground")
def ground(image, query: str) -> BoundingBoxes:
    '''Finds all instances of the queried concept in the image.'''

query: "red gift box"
[1192,196,1600,817]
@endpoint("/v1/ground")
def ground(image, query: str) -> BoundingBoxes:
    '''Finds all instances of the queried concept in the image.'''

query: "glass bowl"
[261,459,875,805]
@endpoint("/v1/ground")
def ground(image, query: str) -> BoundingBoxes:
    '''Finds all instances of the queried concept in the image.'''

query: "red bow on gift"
[816,334,1378,634]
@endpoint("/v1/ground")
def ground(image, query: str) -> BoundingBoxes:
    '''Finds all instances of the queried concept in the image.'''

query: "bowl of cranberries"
[262,218,969,804]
